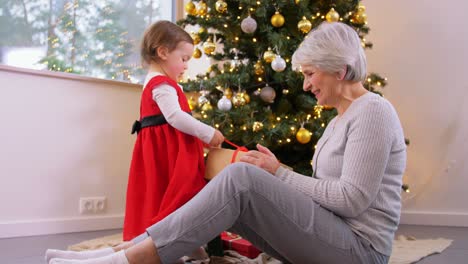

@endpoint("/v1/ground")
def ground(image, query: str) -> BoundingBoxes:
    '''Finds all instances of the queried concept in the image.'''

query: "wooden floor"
[1,225,468,263]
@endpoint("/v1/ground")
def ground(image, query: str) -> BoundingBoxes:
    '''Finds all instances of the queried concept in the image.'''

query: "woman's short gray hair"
[291,22,367,82]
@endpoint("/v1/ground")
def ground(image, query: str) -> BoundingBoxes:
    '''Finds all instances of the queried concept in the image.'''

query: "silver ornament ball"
[271,55,286,72]
[260,86,276,103]
[241,16,257,34]
[217,95,232,111]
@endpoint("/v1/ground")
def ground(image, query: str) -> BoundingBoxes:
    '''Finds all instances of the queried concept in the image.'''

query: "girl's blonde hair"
[140,20,193,66]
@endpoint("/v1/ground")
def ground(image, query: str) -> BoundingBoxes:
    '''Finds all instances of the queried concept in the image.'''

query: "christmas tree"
[178,0,388,176]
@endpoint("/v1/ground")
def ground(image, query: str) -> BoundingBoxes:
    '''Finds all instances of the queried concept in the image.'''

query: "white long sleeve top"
[143,72,215,144]
[275,92,407,256]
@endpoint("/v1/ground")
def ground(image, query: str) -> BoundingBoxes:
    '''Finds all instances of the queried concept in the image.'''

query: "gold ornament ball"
[224,88,233,99]
[357,4,366,13]
[232,93,246,107]
[326,8,340,22]
[243,92,250,104]
[192,47,202,59]
[201,102,213,111]
[298,16,312,33]
[353,11,367,24]
[215,0,227,13]
[191,33,201,45]
[271,11,285,27]
[198,27,206,34]
[188,96,197,110]
[254,60,264,75]
[295,0,301,4]
[263,48,276,63]
[252,121,264,132]
[197,1,208,16]
[185,1,197,15]
[203,39,216,55]
[296,127,312,144]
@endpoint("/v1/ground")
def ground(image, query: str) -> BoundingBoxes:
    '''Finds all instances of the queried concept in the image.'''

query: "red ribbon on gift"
[224,139,248,163]
[225,232,243,247]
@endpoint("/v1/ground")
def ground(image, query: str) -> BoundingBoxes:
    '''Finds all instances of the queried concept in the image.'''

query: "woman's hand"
[240,144,281,175]
[208,129,224,147]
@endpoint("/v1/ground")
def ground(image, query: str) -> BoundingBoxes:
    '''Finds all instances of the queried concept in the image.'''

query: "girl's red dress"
[123,75,207,241]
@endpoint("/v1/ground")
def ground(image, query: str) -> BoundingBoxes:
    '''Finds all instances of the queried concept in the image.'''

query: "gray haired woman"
[46,22,406,264]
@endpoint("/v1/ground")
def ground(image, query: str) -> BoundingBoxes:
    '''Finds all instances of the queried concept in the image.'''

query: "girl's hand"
[209,129,224,147]
[239,144,281,175]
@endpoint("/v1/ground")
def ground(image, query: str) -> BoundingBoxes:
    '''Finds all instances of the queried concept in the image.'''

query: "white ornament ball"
[260,85,276,103]
[271,55,286,72]
[241,15,257,34]
[217,95,232,111]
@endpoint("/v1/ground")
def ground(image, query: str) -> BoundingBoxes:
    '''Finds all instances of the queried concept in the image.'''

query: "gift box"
[205,147,247,180]
[204,147,293,180]
[221,231,261,259]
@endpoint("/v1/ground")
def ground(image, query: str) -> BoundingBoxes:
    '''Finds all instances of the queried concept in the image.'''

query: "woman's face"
[301,64,341,107]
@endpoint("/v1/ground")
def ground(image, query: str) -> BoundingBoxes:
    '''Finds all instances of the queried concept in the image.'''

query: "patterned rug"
[68,233,452,264]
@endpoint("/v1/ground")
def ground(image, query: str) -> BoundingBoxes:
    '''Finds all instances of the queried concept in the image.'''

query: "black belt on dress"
[131,114,167,134]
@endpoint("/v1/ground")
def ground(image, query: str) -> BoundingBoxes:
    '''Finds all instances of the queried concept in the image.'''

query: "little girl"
[45,20,223,263]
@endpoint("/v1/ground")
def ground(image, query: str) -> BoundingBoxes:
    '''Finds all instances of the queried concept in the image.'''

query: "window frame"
[0,1,184,85]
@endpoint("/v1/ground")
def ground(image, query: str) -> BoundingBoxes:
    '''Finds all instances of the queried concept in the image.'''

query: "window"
[0,0,177,83]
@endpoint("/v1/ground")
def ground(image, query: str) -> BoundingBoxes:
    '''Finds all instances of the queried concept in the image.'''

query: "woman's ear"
[156,46,169,60]
[337,65,347,80]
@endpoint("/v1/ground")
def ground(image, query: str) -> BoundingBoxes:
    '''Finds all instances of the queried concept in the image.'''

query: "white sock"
[46,247,114,263]
[50,250,129,264]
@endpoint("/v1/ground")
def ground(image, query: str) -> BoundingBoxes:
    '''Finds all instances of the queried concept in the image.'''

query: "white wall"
[366,1,468,226]
[0,66,140,238]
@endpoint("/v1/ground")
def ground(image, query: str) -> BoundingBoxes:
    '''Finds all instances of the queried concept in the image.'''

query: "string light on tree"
[252,121,264,132]
[232,92,246,107]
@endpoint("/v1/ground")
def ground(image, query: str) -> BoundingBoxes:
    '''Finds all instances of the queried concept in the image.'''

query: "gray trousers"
[132,162,389,264]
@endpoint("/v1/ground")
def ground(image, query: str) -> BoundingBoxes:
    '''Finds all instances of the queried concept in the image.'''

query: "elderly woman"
[46,22,406,264]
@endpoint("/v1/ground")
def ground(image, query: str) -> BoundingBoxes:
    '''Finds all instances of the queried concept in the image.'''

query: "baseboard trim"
[400,211,468,227]
[0,214,124,238]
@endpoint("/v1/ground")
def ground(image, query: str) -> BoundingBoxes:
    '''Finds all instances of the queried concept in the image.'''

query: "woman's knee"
[218,162,267,188]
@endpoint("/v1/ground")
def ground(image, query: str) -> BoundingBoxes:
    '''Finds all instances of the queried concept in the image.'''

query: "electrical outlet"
[93,197,107,213]
[79,197,94,214]
[79,196,107,214]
